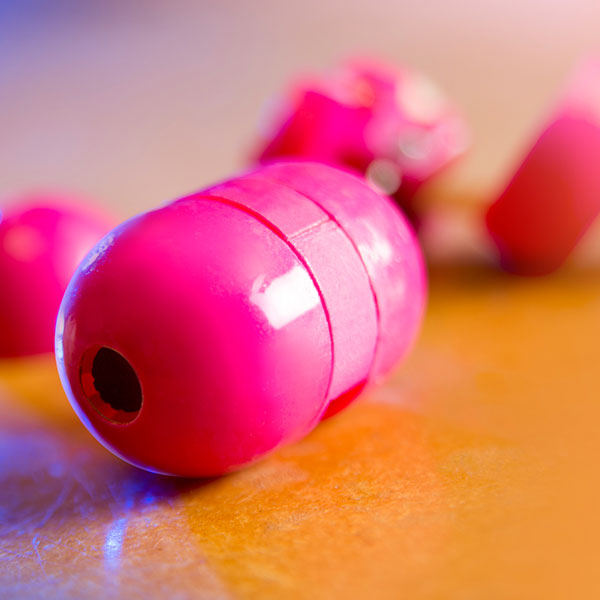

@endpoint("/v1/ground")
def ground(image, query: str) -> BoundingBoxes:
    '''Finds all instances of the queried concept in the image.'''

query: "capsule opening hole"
[80,347,142,424]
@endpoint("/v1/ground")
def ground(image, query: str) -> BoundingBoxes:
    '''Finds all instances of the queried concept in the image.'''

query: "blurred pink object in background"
[0,195,114,357]
[255,58,469,225]
[486,58,600,275]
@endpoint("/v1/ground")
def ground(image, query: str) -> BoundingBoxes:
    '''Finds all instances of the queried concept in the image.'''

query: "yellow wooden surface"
[1,263,599,599]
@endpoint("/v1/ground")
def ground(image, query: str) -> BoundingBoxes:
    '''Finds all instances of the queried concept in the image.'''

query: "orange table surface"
[1,264,600,599]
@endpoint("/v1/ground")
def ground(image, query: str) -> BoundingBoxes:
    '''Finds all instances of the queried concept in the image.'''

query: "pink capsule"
[0,194,113,357]
[255,58,468,224]
[486,58,600,275]
[56,163,426,477]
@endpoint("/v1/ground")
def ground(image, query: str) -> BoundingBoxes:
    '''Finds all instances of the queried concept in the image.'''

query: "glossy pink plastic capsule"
[486,58,600,275]
[255,58,468,225]
[56,162,426,477]
[0,195,113,357]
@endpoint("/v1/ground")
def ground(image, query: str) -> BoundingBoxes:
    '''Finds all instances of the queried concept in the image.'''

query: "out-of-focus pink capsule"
[56,162,426,477]
[0,195,113,357]
[255,58,469,225]
[486,58,600,275]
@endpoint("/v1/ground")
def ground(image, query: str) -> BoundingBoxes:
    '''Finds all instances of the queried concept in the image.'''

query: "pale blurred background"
[1,0,599,217]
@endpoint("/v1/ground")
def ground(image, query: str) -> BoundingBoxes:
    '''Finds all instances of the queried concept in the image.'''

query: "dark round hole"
[92,347,142,413]
[80,347,142,423]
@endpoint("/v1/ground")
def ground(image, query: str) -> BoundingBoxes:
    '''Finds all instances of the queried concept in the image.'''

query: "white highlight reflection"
[104,517,127,570]
[357,221,395,267]
[250,265,320,330]
[366,159,402,195]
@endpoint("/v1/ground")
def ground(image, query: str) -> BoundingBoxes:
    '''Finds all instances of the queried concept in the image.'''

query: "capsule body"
[56,163,426,477]
[486,58,600,275]
[0,195,113,357]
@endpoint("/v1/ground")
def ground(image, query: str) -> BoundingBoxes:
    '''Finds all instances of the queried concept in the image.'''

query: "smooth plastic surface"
[0,195,113,357]
[252,162,427,382]
[255,58,468,224]
[56,163,426,477]
[486,58,600,275]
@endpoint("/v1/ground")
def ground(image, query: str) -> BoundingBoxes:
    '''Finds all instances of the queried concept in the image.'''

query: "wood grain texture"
[1,264,599,599]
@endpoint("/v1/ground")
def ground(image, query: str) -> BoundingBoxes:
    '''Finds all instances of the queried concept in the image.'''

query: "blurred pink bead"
[486,58,600,275]
[0,194,113,357]
[56,162,426,477]
[255,58,469,224]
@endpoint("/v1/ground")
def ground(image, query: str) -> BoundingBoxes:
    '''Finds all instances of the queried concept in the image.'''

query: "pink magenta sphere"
[56,163,427,477]
[0,195,113,357]
[486,58,600,275]
[255,58,468,225]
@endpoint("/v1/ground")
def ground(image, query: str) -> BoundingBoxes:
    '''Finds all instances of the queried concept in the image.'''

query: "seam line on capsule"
[178,191,336,424]
[247,172,381,385]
